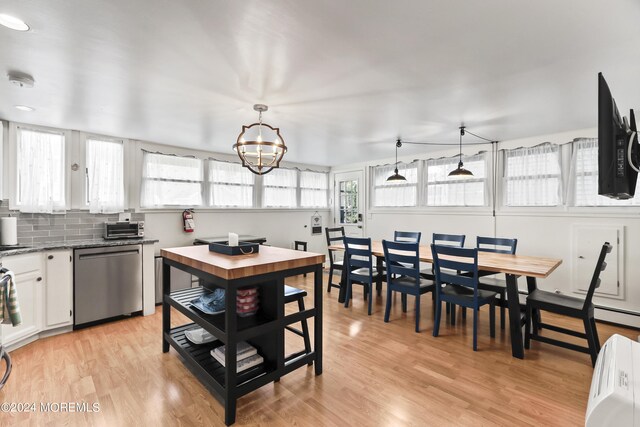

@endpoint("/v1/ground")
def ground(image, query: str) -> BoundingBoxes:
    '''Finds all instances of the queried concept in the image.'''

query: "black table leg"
[162,259,170,353]
[314,264,323,375]
[526,276,541,330]
[337,263,348,303]
[375,256,383,296]
[505,274,524,359]
[224,286,238,426]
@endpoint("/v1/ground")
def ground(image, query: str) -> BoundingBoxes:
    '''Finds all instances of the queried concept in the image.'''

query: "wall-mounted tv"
[598,72,639,199]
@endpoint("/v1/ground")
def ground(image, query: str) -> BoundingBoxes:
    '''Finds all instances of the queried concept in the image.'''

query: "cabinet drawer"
[2,253,43,275]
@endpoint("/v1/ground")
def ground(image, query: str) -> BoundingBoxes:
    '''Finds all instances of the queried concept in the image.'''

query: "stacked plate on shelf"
[237,287,259,317]
[210,341,264,373]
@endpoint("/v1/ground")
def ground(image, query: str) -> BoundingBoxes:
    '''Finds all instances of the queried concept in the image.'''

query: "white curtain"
[208,160,254,207]
[300,171,328,208]
[424,153,487,206]
[503,143,562,206]
[263,168,297,208]
[140,152,203,208]
[569,138,640,206]
[17,128,66,213]
[87,138,125,213]
[371,161,418,207]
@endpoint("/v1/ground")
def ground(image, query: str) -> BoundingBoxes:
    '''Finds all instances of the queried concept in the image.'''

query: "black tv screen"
[598,72,638,199]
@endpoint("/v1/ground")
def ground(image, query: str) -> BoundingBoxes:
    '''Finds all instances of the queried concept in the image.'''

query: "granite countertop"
[0,238,159,256]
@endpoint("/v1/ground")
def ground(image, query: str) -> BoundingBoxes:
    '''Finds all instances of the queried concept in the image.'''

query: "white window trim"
[299,170,330,209]
[501,142,564,208]
[71,132,129,211]
[369,161,420,208]
[8,122,72,211]
[207,159,256,208]
[423,152,490,207]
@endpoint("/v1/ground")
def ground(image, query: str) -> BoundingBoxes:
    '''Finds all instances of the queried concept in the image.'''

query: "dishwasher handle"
[78,249,140,260]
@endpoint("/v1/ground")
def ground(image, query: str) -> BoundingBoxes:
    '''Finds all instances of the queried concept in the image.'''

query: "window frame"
[9,122,72,211]
[370,161,420,208]
[299,170,329,208]
[262,167,299,208]
[207,159,256,208]
[502,143,563,207]
[139,150,205,209]
[423,152,489,207]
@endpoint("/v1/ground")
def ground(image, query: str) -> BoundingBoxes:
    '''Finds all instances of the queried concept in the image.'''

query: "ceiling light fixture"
[7,71,35,88]
[233,104,287,175]
[14,105,34,112]
[0,14,29,31]
[387,138,407,181]
[448,126,474,177]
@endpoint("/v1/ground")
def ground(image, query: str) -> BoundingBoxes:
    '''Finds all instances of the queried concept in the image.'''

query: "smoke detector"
[7,72,35,88]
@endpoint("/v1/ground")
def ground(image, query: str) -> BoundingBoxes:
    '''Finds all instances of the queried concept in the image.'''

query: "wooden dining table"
[329,241,562,359]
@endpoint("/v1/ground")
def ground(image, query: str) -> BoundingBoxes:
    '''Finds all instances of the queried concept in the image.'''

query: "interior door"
[334,170,364,237]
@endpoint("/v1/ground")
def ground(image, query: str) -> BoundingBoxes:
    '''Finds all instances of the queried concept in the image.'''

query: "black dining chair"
[431,244,497,351]
[343,237,382,315]
[525,242,612,366]
[420,233,465,280]
[325,227,346,293]
[475,236,518,330]
[394,231,422,243]
[382,240,435,332]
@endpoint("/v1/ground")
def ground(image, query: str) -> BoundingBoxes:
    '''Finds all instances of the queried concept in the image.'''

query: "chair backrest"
[477,236,517,254]
[382,240,420,284]
[431,244,479,296]
[584,242,613,308]
[394,231,422,243]
[433,233,465,247]
[325,227,346,263]
[344,236,374,280]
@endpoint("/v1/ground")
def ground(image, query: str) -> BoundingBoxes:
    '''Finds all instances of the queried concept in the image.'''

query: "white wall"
[331,127,640,327]
[145,209,330,256]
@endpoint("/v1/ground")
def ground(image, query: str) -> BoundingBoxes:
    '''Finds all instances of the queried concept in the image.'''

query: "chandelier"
[233,104,287,175]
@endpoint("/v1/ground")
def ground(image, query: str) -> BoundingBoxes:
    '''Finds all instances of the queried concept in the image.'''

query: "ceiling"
[1,0,639,166]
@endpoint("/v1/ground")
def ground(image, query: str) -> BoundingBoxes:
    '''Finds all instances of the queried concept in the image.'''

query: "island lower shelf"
[165,323,278,396]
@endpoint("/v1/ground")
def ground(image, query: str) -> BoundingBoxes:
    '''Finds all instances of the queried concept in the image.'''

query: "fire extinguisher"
[182,209,195,233]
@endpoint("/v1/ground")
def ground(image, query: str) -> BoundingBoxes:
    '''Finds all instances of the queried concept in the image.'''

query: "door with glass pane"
[334,171,364,237]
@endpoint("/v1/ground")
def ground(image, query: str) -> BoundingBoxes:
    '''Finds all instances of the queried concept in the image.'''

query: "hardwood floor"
[1,273,637,426]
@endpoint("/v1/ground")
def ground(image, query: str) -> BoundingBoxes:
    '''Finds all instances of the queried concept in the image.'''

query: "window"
[503,143,562,206]
[263,168,297,208]
[86,137,125,213]
[16,127,66,213]
[371,162,418,207]
[300,171,328,208]
[571,138,640,206]
[424,153,487,206]
[140,152,203,208]
[208,160,254,207]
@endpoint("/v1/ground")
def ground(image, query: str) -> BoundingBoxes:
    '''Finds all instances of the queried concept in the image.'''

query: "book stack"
[237,286,259,317]
[210,342,264,373]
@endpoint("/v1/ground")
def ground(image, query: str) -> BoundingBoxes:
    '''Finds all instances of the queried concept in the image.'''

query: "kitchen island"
[161,244,324,425]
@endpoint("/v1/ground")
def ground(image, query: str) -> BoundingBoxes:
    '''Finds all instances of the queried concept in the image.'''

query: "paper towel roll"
[1,217,18,246]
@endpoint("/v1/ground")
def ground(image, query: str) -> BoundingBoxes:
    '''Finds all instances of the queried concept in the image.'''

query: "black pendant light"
[387,138,407,181]
[448,126,474,177]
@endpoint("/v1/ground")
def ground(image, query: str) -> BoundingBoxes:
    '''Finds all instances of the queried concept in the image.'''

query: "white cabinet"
[0,253,43,347]
[44,250,73,328]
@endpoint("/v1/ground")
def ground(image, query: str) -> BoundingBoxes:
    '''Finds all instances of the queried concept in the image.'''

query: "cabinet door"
[1,269,43,346]
[45,250,73,328]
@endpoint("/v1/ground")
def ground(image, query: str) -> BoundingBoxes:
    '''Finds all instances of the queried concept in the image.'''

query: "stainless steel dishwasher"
[74,244,143,327]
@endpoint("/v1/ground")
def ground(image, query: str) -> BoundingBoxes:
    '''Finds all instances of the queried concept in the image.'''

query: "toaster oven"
[104,221,144,240]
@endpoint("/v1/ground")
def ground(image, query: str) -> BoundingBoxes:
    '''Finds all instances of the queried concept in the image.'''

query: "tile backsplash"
[0,200,145,246]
